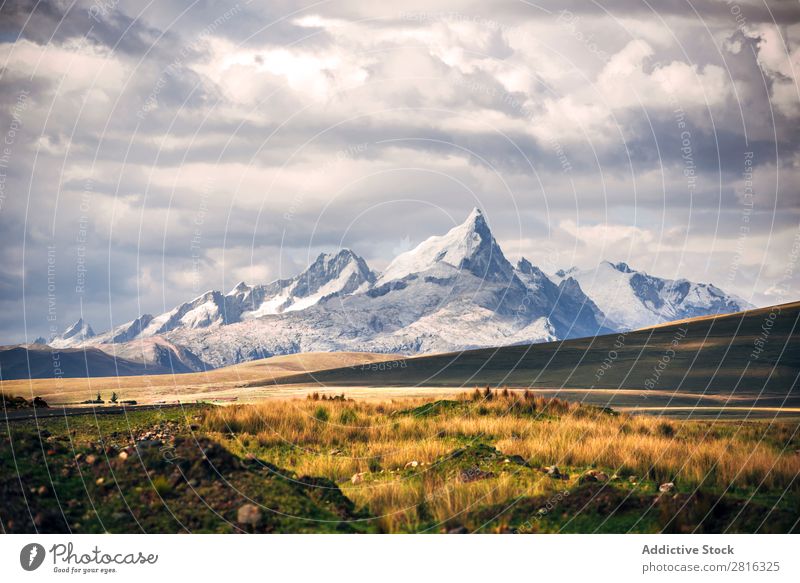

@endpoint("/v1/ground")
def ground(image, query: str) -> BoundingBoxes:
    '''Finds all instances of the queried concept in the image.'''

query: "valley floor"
[2,392,798,534]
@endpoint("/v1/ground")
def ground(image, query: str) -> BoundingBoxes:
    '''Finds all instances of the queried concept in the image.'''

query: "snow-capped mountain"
[49,318,95,348]
[379,207,513,284]
[44,209,751,371]
[67,249,376,350]
[230,249,376,318]
[554,261,753,330]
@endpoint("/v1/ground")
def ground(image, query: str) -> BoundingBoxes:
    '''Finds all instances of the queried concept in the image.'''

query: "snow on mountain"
[554,261,753,330]
[379,208,513,284]
[235,249,376,318]
[49,318,95,348]
[43,211,751,370]
[515,258,610,339]
[155,217,609,368]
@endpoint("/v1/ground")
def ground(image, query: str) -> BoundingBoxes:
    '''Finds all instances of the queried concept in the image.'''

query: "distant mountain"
[35,209,752,373]
[49,318,95,348]
[378,208,513,284]
[0,343,188,380]
[554,261,753,330]
[266,302,800,406]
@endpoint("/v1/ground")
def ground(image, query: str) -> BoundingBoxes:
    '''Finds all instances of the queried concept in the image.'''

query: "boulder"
[545,465,561,478]
[237,503,262,528]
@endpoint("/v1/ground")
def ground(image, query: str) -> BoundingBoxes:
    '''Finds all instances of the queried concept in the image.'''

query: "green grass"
[2,396,798,534]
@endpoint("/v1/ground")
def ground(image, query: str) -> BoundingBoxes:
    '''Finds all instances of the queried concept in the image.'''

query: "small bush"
[152,476,172,497]
[339,408,358,425]
[313,406,330,422]
[657,422,675,438]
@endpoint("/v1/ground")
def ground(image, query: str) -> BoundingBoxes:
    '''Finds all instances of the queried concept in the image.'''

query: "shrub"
[657,422,675,438]
[152,476,172,497]
[339,408,358,425]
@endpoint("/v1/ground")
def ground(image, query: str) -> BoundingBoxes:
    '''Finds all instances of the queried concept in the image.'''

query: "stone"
[545,465,560,478]
[118,451,129,461]
[659,482,675,493]
[351,472,366,485]
[237,503,262,528]
[404,460,419,469]
[580,469,610,484]
[85,454,97,465]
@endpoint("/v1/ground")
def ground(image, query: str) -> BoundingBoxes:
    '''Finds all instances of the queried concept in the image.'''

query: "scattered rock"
[85,454,98,465]
[95,477,105,485]
[36,485,47,496]
[404,460,419,469]
[350,472,367,485]
[628,476,638,483]
[118,451,129,461]
[237,503,262,528]
[580,469,609,484]
[659,482,675,493]
[545,465,561,478]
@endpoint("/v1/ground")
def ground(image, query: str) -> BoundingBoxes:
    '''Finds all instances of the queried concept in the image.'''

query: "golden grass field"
[201,391,800,533]
[0,351,399,405]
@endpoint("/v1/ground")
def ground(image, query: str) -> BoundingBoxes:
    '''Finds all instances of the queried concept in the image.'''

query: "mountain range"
[31,208,751,375]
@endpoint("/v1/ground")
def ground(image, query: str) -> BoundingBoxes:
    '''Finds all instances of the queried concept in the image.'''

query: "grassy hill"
[266,302,800,414]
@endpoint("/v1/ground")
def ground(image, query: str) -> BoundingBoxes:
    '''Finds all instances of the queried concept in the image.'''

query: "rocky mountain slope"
[33,209,751,374]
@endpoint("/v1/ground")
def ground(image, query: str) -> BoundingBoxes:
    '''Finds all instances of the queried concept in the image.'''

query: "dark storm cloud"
[0,0,186,58]
[478,0,800,26]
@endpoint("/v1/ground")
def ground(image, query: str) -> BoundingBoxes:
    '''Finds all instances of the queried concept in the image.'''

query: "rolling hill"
[265,302,800,412]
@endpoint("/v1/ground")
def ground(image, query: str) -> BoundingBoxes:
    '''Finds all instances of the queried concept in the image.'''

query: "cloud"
[0,0,797,341]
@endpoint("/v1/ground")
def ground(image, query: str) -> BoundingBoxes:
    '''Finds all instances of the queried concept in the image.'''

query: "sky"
[0,0,798,343]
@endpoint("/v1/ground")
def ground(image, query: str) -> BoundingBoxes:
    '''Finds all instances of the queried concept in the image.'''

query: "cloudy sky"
[0,0,798,343]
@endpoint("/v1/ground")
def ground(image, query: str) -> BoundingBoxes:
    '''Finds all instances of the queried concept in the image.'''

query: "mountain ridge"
[37,209,752,373]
